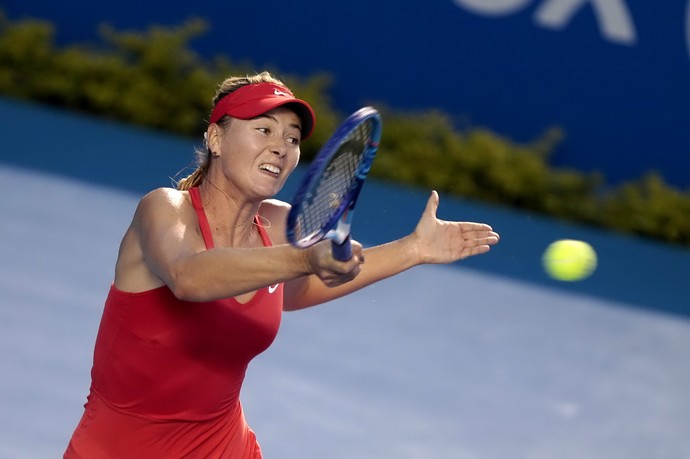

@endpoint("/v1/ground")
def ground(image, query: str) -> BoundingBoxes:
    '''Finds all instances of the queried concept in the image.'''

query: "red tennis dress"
[65,187,283,458]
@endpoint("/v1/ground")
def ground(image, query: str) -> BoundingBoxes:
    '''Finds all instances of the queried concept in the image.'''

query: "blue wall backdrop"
[3,0,690,188]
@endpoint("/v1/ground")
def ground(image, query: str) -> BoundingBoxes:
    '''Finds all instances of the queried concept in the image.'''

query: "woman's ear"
[207,124,222,156]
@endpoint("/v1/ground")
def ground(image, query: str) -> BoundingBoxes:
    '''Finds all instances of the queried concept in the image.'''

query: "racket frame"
[286,106,382,260]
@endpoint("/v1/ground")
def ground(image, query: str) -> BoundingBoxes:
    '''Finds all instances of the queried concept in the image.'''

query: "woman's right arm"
[114,188,362,302]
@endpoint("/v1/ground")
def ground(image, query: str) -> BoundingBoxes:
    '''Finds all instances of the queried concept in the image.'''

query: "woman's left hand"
[410,191,500,265]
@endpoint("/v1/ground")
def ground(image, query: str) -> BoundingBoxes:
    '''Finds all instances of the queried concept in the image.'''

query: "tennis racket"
[286,106,382,261]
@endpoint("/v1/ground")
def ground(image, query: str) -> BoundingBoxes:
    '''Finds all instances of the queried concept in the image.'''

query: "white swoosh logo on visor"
[273,89,289,97]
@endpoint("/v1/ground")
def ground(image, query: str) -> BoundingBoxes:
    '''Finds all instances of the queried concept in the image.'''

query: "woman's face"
[212,106,303,199]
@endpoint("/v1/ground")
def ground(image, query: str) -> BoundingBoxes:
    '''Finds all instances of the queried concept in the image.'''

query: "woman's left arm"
[282,190,500,311]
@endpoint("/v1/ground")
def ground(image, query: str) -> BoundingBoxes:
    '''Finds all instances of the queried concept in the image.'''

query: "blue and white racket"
[287,106,382,261]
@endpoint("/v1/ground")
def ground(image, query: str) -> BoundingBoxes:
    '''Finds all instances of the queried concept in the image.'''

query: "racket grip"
[332,235,352,261]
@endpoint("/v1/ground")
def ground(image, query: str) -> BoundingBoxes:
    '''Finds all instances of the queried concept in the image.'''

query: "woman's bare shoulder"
[135,187,190,217]
[260,199,290,244]
[261,198,290,212]
[141,187,188,207]
[115,188,195,292]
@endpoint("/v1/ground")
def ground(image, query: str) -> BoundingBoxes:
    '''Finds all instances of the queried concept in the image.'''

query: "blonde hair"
[176,71,287,190]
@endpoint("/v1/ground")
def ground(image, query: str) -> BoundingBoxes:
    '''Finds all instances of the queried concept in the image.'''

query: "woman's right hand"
[302,239,365,287]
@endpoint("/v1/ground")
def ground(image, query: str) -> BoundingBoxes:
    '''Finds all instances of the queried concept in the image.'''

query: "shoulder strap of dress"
[254,215,273,247]
[189,187,214,249]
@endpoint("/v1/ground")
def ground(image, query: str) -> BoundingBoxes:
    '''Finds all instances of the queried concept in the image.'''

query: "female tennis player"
[64,71,500,458]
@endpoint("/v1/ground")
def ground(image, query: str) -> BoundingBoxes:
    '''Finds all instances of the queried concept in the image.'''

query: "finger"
[349,240,365,264]
[465,235,499,249]
[326,250,363,275]
[424,190,440,218]
[458,221,494,233]
[487,231,500,244]
[342,256,364,274]
[468,245,492,256]
[466,230,500,243]
[323,264,361,287]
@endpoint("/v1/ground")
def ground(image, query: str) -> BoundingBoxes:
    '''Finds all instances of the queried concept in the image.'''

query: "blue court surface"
[1,100,689,458]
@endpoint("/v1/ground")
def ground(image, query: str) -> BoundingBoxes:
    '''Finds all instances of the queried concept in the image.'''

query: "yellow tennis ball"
[542,239,597,281]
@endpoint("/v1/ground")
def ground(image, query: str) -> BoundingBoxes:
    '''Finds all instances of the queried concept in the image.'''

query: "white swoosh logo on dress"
[268,284,279,294]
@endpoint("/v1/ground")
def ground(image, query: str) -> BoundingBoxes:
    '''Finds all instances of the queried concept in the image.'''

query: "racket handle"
[332,235,352,261]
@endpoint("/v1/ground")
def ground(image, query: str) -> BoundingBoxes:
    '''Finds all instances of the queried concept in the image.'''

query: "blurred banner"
[4,0,690,187]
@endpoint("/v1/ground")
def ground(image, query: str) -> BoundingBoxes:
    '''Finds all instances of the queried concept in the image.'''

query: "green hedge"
[1,12,689,247]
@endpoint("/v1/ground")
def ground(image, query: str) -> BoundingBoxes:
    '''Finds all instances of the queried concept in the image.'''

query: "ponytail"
[176,146,210,190]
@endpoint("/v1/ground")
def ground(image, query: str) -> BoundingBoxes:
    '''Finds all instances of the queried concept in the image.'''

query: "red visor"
[209,82,316,139]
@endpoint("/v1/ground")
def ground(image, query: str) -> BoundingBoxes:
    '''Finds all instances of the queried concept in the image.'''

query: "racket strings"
[297,151,360,236]
[295,121,373,240]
